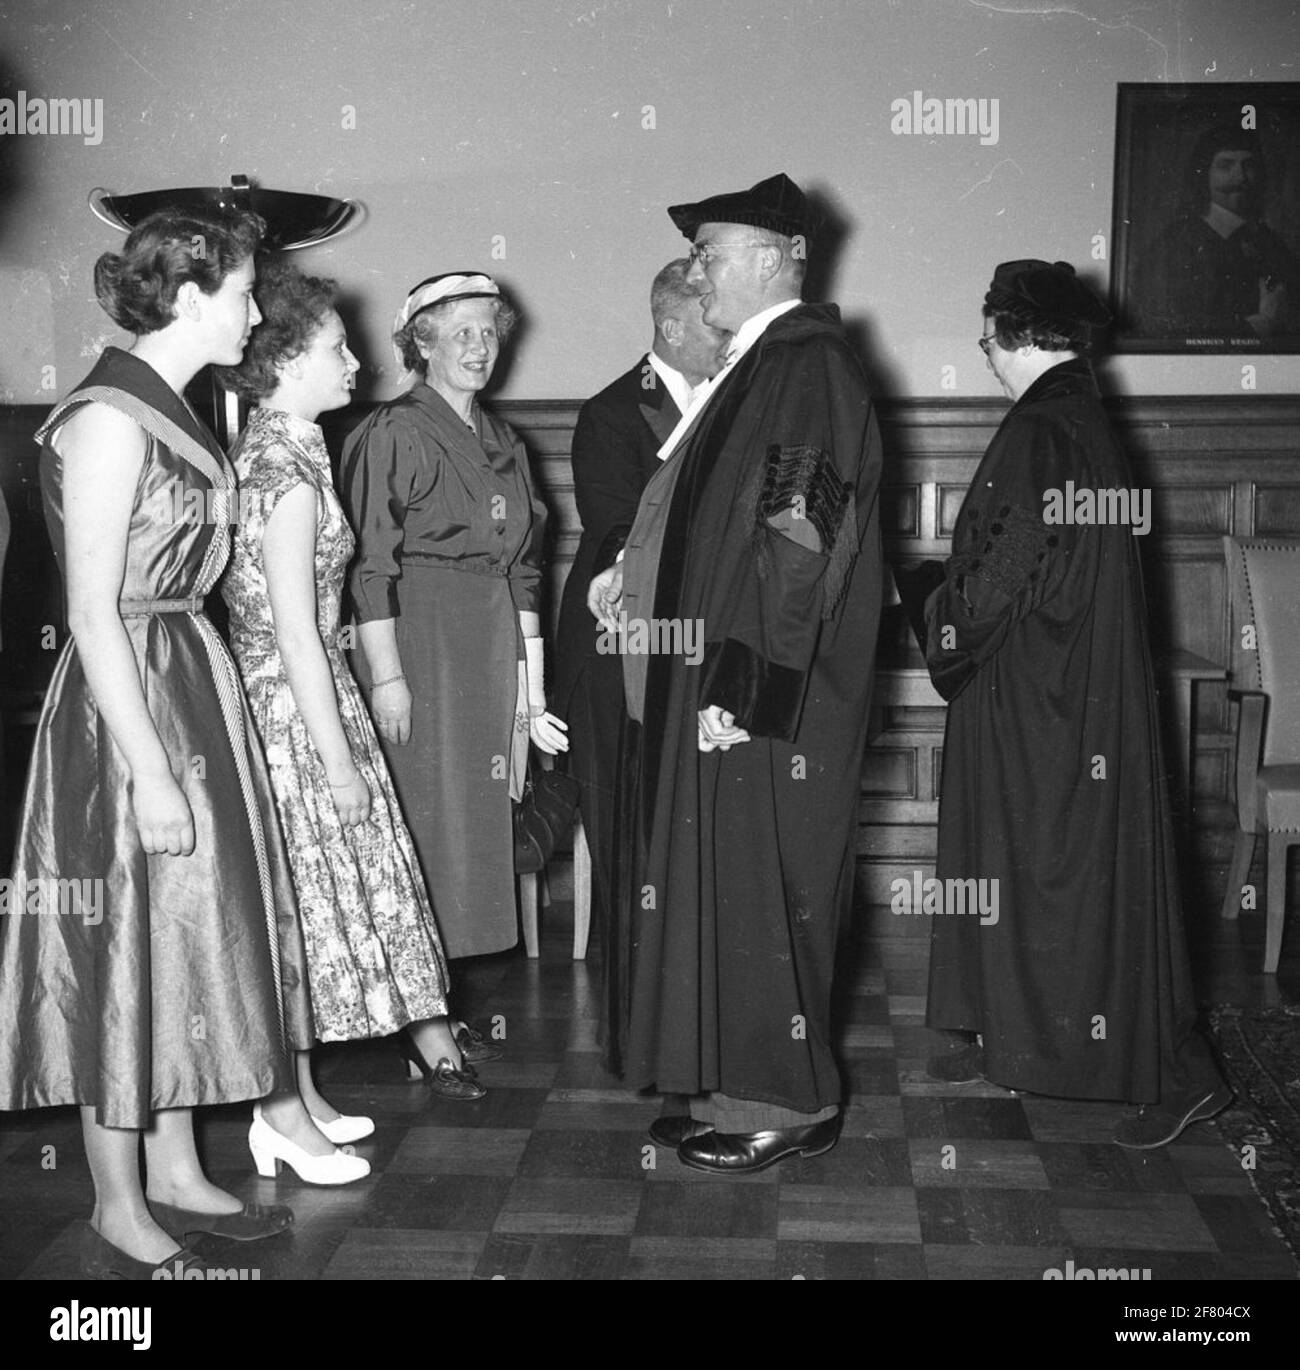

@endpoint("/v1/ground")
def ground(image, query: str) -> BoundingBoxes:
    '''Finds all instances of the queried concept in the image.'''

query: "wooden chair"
[1220,536,1300,972]
[517,763,592,960]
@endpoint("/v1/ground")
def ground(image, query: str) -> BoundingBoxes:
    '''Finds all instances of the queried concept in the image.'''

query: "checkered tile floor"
[1,916,1296,1281]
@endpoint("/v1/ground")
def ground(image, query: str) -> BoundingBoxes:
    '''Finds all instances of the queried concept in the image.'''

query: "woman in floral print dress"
[221,261,483,1158]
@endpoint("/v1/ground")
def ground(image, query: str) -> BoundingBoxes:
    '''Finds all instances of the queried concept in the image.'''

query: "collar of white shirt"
[655,297,802,461]
[646,350,694,419]
[1203,201,1248,240]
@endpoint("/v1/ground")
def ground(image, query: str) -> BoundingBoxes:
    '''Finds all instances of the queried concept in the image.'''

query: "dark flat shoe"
[678,1115,841,1174]
[927,1042,985,1084]
[1113,1085,1234,1149]
[647,1115,715,1147]
[150,1198,294,1243]
[456,1021,504,1064]
[78,1221,204,1280]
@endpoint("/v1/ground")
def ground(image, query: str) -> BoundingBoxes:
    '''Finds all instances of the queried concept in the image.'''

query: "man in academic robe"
[916,259,1231,1148]
[554,259,729,1074]
[589,173,883,1173]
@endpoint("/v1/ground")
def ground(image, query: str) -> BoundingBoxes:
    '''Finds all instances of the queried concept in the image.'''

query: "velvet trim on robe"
[617,303,884,1112]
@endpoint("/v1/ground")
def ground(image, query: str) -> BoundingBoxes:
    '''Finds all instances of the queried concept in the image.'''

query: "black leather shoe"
[927,1042,985,1084]
[397,1029,487,1100]
[428,1057,487,1101]
[150,1198,294,1243]
[78,1222,205,1280]
[678,1115,841,1174]
[456,1021,504,1064]
[647,1115,715,1147]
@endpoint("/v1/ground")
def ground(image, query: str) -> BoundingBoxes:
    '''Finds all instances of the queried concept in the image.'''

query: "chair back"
[1224,537,1300,765]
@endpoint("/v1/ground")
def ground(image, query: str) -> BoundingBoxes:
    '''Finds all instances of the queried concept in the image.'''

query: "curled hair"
[1184,122,1265,210]
[216,257,338,399]
[394,294,519,373]
[93,206,263,335]
[985,307,1098,355]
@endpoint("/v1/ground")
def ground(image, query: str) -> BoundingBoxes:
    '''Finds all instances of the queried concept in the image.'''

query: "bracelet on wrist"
[370,672,406,690]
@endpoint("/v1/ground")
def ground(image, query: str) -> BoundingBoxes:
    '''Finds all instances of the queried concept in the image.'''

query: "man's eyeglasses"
[688,241,768,267]
[978,334,995,355]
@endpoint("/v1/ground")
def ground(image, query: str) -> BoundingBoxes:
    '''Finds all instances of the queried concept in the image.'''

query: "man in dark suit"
[554,259,728,1072]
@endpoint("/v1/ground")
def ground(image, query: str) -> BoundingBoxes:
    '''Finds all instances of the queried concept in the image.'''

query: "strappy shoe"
[398,1029,487,1101]
[455,1019,504,1064]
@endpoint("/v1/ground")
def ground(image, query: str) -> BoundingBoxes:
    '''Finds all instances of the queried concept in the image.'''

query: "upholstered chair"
[1220,537,1300,973]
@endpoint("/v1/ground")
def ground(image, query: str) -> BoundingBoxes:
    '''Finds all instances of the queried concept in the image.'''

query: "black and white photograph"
[0,0,1297,1335]
[1110,80,1300,351]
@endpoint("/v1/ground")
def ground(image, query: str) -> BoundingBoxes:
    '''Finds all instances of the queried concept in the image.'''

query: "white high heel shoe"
[308,1111,375,1145]
[249,1106,371,1185]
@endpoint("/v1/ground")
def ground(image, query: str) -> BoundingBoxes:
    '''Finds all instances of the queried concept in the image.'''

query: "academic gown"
[619,303,883,1113]
[553,356,678,1075]
[923,357,1200,1104]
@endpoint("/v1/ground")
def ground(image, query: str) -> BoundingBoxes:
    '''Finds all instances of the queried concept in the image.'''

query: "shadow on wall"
[805,183,904,399]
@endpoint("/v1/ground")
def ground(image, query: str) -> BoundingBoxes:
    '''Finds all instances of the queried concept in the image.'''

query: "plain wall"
[1,0,1298,405]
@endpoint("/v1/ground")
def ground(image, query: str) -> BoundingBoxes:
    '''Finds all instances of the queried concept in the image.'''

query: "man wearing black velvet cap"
[917,259,1232,1148]
[589,172,883,1173]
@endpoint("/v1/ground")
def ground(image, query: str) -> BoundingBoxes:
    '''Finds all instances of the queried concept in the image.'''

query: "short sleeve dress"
[223,405,450,1040]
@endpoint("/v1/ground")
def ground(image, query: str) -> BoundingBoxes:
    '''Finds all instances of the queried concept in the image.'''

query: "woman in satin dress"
[0,208,313,1277]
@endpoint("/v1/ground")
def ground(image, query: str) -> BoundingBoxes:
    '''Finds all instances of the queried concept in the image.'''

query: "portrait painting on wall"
[1110,82,1300,353]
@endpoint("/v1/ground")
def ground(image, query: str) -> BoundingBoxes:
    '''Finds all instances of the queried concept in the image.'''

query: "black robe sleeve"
[699,334,876,740]
[924,410,1081,702]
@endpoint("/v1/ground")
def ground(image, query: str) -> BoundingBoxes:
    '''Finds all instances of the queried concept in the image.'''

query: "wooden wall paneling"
[6,393,1300,908]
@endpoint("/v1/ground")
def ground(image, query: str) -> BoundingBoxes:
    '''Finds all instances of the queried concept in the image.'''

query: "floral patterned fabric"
[222,406,450,1041]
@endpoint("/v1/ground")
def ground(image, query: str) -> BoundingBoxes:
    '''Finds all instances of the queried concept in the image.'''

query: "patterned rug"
[1209,1005,1300,1268]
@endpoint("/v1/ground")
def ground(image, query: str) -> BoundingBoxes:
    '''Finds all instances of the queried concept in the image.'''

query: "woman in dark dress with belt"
[341,274,567,1078]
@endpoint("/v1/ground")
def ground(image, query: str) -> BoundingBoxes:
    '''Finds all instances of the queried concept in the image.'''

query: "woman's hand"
[529,710,569,755]
[132,771,196,856]
[327,766,372,827]
[372,677,413,744]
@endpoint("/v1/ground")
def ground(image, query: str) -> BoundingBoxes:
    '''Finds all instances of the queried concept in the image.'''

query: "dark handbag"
[513,762,580,874]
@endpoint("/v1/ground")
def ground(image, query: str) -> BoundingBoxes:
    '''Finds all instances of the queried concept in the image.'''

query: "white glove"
[698,705,751,752]
[525,636,546,714]
[523,637,569,753]
[530,711,569,754]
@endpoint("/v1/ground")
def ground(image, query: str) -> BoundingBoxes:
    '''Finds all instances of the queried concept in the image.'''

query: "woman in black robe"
[918,259,1231,1149]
